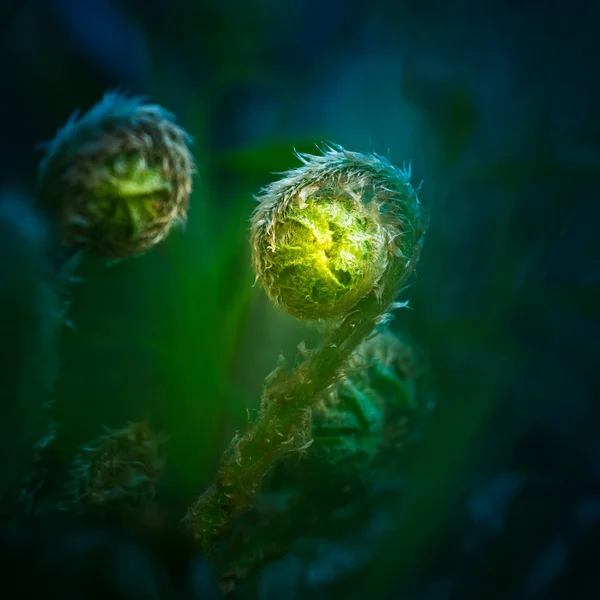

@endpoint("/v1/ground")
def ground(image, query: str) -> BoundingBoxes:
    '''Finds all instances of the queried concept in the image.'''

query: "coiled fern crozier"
[37,91,195,260]
[184,145,425,551]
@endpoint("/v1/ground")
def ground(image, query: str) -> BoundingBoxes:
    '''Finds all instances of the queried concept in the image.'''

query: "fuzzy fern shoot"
[37,92,195,259]
[186,145,425,550]
[251,146,419,319]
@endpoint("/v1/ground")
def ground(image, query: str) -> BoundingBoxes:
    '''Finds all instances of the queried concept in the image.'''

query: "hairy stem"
[185,241,422,551]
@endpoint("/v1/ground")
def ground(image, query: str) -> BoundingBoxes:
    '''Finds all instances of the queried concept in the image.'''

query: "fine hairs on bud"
[251,144,422,320]
[37,91,196,259]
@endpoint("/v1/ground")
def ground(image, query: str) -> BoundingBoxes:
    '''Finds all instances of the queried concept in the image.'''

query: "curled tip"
[37,91,196,259]
[250,144,424,321]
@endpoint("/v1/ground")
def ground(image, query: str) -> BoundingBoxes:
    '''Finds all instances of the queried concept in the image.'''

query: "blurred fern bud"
[37,92,195,258]
[305,330,424,479]
[59,422,166,514]
[251,144,422,320]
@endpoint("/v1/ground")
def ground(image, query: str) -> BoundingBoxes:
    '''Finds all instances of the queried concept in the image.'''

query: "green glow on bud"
[264,189,388,319]
[251,144,421,320]
[100,155,173,198]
